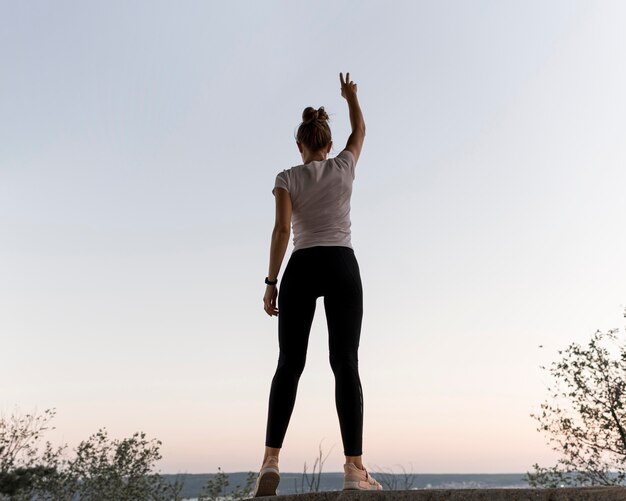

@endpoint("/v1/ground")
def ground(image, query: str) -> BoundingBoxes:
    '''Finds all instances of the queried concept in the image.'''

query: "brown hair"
[296,106,332,151]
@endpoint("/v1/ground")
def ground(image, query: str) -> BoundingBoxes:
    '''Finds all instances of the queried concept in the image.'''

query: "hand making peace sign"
[340,72,358,101]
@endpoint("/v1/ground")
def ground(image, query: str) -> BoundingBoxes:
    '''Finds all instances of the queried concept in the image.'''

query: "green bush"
[527,311,626,487]
[0,408,183,501]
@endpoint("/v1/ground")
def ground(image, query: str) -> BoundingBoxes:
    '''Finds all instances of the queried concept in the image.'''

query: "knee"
[329,352,358,375]
[277,355,306,378]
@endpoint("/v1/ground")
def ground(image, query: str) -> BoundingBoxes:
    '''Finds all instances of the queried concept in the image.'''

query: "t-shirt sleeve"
[335,149,356,179]
[272,171,289,195]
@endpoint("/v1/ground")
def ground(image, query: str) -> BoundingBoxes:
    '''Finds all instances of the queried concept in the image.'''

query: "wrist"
[265,276,278,286]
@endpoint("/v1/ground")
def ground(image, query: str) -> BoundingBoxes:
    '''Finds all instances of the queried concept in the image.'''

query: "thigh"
[277,292,317,363]
[277,253,318,362]
[324,250,363,356]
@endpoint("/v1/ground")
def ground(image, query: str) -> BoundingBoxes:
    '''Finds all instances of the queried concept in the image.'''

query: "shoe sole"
[343,480,382,490]
[254,470,280,497]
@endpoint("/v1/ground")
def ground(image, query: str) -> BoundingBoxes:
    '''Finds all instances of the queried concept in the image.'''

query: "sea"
[163,472,530,499]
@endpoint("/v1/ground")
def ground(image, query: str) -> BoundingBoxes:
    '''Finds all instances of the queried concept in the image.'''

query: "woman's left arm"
[263,187,292,316]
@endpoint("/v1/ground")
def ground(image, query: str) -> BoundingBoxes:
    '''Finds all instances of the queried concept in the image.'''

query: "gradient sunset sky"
[2,0,626,474]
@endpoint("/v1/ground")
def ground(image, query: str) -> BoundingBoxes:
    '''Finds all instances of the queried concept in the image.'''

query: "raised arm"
[340,72,365,164]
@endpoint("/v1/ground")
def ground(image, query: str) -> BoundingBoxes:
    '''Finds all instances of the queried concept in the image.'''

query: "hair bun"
[302,106,329,123]
[316,106,329,121]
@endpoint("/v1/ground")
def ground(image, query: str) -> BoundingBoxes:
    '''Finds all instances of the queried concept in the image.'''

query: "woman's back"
[273,149,356,251]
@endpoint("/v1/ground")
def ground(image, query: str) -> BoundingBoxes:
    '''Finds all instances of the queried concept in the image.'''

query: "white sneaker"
[343,462,383,491]
[252,455,280,497]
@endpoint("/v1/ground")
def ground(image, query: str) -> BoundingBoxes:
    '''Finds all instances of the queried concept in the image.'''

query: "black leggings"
[264,245,364,456]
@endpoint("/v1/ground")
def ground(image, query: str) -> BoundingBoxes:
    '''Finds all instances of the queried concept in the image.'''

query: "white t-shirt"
[272,149,356,251]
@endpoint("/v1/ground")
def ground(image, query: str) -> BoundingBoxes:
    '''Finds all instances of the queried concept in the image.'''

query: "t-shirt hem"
[293,241,353,252]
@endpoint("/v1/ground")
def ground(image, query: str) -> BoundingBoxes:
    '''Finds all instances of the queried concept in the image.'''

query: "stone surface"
[257,487,626,500]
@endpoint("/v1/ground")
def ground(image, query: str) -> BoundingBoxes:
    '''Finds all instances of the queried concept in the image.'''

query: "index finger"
[340,72,345,86]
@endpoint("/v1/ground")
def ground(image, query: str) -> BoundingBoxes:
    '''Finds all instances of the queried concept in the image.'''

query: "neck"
[303,153,326,163]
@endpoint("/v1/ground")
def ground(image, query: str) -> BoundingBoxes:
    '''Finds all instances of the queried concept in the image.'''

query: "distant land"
[162,472,530,499]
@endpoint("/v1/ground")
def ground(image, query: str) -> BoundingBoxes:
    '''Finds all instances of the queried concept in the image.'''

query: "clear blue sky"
[2,0,625,474]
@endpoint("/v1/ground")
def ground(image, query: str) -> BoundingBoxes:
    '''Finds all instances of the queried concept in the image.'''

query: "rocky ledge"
[258,487,626,500]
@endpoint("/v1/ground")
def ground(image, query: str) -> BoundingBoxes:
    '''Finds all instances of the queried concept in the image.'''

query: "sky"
[2,0,626,475]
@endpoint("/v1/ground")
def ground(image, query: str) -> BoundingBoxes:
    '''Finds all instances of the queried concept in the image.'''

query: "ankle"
[345,458,364,470]
[263,446,281,464]
[263,454,279,465]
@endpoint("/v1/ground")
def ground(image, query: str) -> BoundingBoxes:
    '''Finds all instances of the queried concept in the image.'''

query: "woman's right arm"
[340,72,365,164]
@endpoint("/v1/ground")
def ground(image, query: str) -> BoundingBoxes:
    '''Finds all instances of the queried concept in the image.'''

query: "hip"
[281,245,361,296]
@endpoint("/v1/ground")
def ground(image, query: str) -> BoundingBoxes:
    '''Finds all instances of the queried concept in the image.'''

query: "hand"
[263,285,278,316]
[340,72,358,101]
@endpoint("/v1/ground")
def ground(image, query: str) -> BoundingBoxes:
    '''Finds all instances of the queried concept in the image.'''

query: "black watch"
[265,277,278,286]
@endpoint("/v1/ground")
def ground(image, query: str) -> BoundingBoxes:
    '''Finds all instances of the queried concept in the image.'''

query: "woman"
[253,72,382,497]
